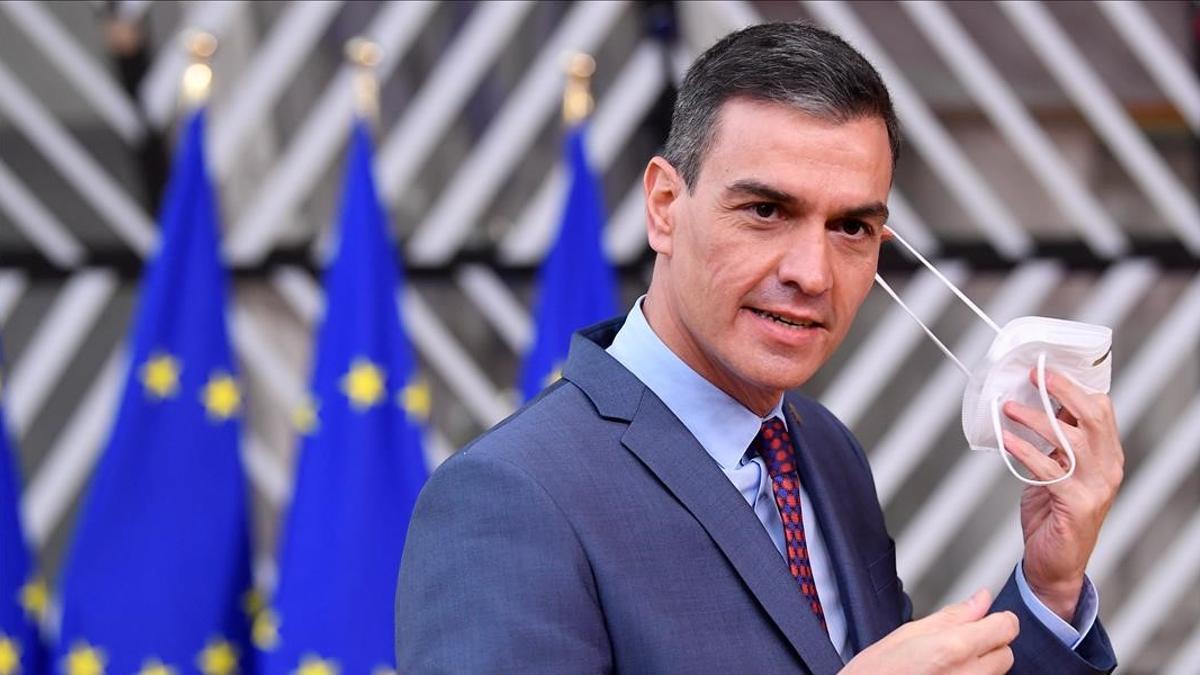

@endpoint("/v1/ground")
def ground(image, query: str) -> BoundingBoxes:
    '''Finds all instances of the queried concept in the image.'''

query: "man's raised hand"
[1002,367,1124,621]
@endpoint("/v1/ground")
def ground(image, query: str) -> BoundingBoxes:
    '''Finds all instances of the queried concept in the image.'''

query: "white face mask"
[874,227,1113,486]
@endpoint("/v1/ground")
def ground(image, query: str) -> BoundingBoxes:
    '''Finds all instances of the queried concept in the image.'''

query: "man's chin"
[757,345,828,385]
[742,361,822,396]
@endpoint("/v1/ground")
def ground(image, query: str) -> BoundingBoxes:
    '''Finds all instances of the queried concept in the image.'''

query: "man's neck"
[640,291,782,417]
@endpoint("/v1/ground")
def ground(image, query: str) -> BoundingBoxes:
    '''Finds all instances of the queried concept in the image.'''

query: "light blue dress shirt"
[606,298,1098,660]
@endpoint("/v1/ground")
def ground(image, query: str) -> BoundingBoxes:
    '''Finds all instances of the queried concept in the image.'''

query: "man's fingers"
[957,610,1020,657]
[1028,367,1114,433]
[973,644,1016,675]
[1003,400,1084,455]
[851,600,1016,674]
[1002,430,1068,482]
[934,588,992,625]
[1048,446,1071,471]
[1057,405,1079,426]
[928,611,1018,669]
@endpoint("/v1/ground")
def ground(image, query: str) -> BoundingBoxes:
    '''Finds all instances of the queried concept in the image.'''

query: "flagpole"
[346,36,382,127]
[180,30,216,109]
[563,52,595,126]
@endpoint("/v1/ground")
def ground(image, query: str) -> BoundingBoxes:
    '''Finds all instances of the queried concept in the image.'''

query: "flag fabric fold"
[520,123,618,401]
[1,350,43,675]
[56,109,254,675]
[262,119,428,674]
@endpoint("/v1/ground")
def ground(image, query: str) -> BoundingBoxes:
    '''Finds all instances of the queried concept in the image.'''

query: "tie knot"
[754,417,795,477]
[762,417,786,438]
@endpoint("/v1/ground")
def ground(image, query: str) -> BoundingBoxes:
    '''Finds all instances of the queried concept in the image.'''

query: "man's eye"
[752,203,778,219]
[839,219,871,237]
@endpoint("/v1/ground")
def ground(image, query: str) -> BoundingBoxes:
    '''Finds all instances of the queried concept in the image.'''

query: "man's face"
[643,98,893,414]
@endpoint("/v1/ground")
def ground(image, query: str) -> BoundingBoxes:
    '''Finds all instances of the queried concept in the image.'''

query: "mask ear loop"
[873,226,1002,375]
[992,352,1077,486]
[883,226,1001,334]
[873,273,970,376]
[872,225,981,377]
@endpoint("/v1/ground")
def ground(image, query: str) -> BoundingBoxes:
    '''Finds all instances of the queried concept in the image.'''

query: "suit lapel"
[621,392,845,674]
[785,399,889,653]
[564,322,846,671]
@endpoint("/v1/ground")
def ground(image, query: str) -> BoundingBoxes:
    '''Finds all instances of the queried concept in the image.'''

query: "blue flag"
[1,350,44,674]
[262,119,429,673]
[520,123,618,400]
[57,110,254,674]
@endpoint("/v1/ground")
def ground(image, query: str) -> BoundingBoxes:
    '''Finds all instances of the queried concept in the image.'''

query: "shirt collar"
[606,296,785,469]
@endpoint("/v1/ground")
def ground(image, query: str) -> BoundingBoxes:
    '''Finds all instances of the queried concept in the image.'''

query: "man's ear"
[644,156,683,256]
[881,224,894,243]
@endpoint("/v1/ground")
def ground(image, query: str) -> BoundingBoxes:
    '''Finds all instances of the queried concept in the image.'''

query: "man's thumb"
[938,588,992,624]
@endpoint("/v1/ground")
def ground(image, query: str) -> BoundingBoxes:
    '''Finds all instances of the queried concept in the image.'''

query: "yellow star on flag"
[0,635,20,675]
[399,378,430,422]
[137,658,177,675]
[292,396,319,435]
[201,372,241,420]
[340,358,385,411]
[196,639,237,675]
[295,654,339,675]
[140,353,181,400]
[252,609,280,651]
[64,642,105,675]
[19,577,47,621]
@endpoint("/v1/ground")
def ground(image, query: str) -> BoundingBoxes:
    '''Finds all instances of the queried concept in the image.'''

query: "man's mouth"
[748,308,823,329]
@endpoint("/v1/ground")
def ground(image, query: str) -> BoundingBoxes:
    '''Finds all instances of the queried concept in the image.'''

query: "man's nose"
[777,226,833,296]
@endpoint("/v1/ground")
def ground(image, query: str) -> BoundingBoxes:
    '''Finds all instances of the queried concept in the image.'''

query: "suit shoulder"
[441,379,623,474]
[409,392,591,545]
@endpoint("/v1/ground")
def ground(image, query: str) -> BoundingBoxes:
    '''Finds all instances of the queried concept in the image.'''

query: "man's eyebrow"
[839,202,889,222]
[724,179,798,205]
[724,181,889,222]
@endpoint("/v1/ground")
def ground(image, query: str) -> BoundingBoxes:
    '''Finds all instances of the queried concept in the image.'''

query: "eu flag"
[1,349,44,674]
[57,110,254,674]
[262,119,428,673]
[520,123,618,401]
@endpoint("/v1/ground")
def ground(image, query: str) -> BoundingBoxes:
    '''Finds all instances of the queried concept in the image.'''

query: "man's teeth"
[751,308,818,328]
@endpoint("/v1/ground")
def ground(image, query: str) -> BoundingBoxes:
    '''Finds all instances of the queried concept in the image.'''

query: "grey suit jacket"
[395,319,1117,673]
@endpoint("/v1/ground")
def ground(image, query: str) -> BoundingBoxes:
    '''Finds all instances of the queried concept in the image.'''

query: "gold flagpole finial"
[562,52,595,126]
[181,30,216,107]
[345,37,382,124]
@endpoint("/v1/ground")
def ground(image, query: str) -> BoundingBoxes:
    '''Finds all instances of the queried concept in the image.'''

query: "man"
[396,23,1121,674]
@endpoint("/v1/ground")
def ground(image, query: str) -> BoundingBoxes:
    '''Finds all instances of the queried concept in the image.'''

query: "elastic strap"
[884,225,1001,334]
[993,352,1077,486]
[873,273,970,377]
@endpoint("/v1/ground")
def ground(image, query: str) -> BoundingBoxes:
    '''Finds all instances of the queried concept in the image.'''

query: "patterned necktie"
[753,417,827,631]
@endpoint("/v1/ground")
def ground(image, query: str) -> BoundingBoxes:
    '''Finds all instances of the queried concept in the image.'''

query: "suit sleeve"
[395,449,611,674]
[991,569,1116,674]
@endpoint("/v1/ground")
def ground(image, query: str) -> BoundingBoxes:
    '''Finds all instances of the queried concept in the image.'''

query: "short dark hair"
[663,22,901,189]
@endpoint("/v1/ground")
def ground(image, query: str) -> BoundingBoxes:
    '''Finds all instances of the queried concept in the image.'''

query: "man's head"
[663,22,900,191]
[642,22,898,415]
